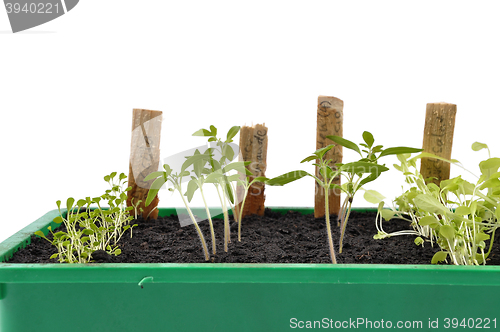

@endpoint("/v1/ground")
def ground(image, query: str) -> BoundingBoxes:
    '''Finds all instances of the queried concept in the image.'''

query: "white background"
[1,1,499,243]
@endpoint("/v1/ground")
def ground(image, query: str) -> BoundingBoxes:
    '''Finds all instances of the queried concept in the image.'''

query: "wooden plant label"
[237,123,268,218]
[315,96,343,218]
[420,102,457,185]
[126,109,163,220]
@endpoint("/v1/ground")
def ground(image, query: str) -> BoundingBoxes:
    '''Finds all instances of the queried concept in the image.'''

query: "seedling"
[184,149,219,255]
[375,143,500,265]
[36,172,139,263]
[145,125,265,256]
[183,146,251,253]
[145,158,212,261]
[192,125,254,250]
[231,175,269,241]
[267,131,422,263]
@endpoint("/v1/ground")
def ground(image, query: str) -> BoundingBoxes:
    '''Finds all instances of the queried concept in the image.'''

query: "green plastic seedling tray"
[1,208,500,331]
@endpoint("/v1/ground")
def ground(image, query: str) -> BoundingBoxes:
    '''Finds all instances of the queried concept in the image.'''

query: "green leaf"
[110,172,117,179]
[414,237,424,246]
[76,199,87,208]
[460,180,476,196]
[372,145,383,153]
[53,216,63,224]
[53,231,66,239]
[431,251,448,264]
[185,179,199,202]
[222,144,235,161]
[363,190,385,204]
[313,145,334,160]
[34,231,46,238]
[439,225,455,241]
[144,171,165,182]
[479,178,500,190]
[145,177,166,206]
[82,229,94,235]
[301,155,317,163]
[357,171,382,188]
[488,171,500,180]
[440,178,459,191]
[480,158,500,173]
[373,231,390,240]
[267,171,311,186]
[104,175,111,182]
[362,131,374,148]
[66,198,75,212]
[222,161,247,174]
[181,153,212,173]
[381,209,396,221]
[378,147,423,158]
[472,142,488,152]
[227,126,240,141]
[119,173,127,180]
[326,135,361,156]
[324,165,338,181]
[205,171,223,183]
[209,159,222,171]
[209,125,217,136]
[454,206,471,216]
[192,128,213,137]
[224,177,235,204]
[340,162,389,174]
[475,232,490,243]
[226,174,241,182]
[162,164,173,175]
[191,149,204,177]
[250,176,269,185]
[413,194,446,214]
[419,215,440,227]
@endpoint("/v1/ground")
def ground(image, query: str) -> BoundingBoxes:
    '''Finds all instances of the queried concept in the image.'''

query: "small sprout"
[432,251,448,264]
[414,237,424,246]
[37,172,139,263]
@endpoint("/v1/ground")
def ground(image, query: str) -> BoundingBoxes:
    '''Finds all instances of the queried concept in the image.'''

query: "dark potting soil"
[7,208,500,265]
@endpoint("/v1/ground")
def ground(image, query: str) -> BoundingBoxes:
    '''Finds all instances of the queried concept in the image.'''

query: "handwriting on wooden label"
[238,124,268,217]
[316,98,343,182]
[421,103,456,184]
[315,96,344,217]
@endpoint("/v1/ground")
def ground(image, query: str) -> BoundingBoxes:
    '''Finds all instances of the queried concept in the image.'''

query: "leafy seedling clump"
[267,131,422,263]
[145,125,265,260]
[376,142,500,265]
[36,172,140,263]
